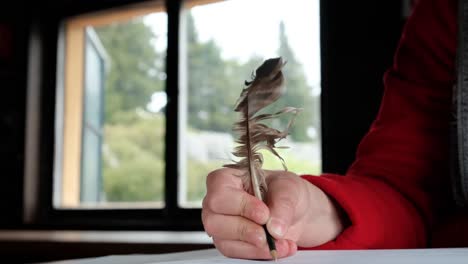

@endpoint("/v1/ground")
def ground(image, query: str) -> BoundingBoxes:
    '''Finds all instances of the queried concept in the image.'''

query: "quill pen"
[224,57,301,260]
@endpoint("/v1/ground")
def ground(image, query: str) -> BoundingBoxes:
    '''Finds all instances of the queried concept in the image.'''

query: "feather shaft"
[245,102,265,200]
[224,57,302,261]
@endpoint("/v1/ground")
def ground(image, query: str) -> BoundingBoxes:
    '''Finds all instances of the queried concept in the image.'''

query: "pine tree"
[277,21,316,142]
[185,11,239,132]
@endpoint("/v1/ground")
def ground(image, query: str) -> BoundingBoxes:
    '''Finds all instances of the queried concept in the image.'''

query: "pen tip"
[271,250,278,261]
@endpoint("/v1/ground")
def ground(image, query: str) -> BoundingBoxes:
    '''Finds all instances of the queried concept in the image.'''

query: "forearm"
[298,0,456,250]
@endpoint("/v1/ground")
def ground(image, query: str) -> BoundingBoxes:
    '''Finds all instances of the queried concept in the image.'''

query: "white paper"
[145,248,468,264]
[41,248,468,264]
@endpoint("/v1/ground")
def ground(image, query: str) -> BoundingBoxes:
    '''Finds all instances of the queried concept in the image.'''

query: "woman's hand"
[202,168,345,259]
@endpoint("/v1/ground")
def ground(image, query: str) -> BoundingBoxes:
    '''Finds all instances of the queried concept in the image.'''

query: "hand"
[202,168,345,260]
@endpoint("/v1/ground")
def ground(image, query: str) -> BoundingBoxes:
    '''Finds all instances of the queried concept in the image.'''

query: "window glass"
[179,0,321,207]
[55,8,168,208]
[54,0,320,210]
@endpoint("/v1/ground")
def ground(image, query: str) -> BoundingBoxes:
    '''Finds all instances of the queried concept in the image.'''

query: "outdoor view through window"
[55,0,321,209]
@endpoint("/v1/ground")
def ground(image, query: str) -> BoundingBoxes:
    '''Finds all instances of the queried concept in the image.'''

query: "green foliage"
[186,12,239,133]
[103,155,164,202]
[185,14,318,142]
[276,21,317,142]
[95,18,167,202]
[102,112,165,202]
[261,149,321,175]
[95,19,165,124]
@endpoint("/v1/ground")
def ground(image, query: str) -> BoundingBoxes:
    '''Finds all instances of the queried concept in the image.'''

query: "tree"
[94,18,166,201]
[102,112,165,202]
[184,14,318,142]
[185,11,240,133]
[95,19,165,123]
[275,21,317,142]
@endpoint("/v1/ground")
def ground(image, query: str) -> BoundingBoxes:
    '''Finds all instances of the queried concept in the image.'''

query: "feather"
[224,57,301,202]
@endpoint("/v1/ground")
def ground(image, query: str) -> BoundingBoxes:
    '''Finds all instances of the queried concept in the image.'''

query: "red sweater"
[301,0,468,249]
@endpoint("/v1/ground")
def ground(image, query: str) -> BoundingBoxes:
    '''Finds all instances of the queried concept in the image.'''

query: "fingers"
[213,238,297,260]
[204,169,269,224]
[203,168,301,259]
[203,168,270,247]
[202,209,266,247]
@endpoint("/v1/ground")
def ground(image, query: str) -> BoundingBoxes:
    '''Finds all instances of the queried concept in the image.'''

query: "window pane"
[81,128,101,202]
[55,7,168,208]
[81,30,105,203]
[83,35,103,129]
[179,0,321,207]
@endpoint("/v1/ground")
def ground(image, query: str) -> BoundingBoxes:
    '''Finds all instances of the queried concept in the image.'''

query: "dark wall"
[0,3,30,227]
[321,1,405,174]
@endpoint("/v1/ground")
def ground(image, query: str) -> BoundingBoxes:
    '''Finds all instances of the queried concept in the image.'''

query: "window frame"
[25,0,207,230]
[57,0,168,209]
[24,0,327,231]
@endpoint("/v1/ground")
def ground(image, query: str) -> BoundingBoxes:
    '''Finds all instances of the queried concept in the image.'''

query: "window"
[178,0,321,207]
[36,0,321,228]
[55,2,168,208]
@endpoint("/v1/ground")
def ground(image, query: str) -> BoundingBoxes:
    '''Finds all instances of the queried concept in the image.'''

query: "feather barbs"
[224,57,302,201]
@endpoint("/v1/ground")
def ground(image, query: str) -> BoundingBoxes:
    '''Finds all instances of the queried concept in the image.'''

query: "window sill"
[0,230,214,263]
[0,229,212,244]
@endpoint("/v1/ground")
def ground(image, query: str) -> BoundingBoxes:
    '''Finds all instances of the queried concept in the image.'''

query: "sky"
[145,0,321,87]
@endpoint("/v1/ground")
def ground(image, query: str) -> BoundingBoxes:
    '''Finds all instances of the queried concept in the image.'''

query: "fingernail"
[268,218,286,237]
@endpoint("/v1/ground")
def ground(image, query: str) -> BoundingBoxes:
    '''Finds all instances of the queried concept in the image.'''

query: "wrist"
[297,178,347,247]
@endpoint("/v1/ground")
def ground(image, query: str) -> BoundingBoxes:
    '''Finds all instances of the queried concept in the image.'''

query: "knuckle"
[201,195,208,209]
[206,168,227,183]
[202,214,216,235]
[202,194,212,209]
[206,170,219,183]
[203,193,220,212]
[206,168,234,193]
[206,193,222,212]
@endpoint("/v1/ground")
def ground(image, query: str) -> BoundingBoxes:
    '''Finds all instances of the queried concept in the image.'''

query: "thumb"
[265,174,301,239]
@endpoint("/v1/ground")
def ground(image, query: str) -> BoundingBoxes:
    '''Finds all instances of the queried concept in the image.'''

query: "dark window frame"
[26,0,203,231]
[24,0,402,231]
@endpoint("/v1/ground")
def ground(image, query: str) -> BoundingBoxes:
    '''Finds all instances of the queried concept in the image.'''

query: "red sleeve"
[301,0,456,249]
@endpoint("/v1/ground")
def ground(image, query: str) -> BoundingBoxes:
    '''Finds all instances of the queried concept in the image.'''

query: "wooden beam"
[67,1,165,28]
[62,20,84,207]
